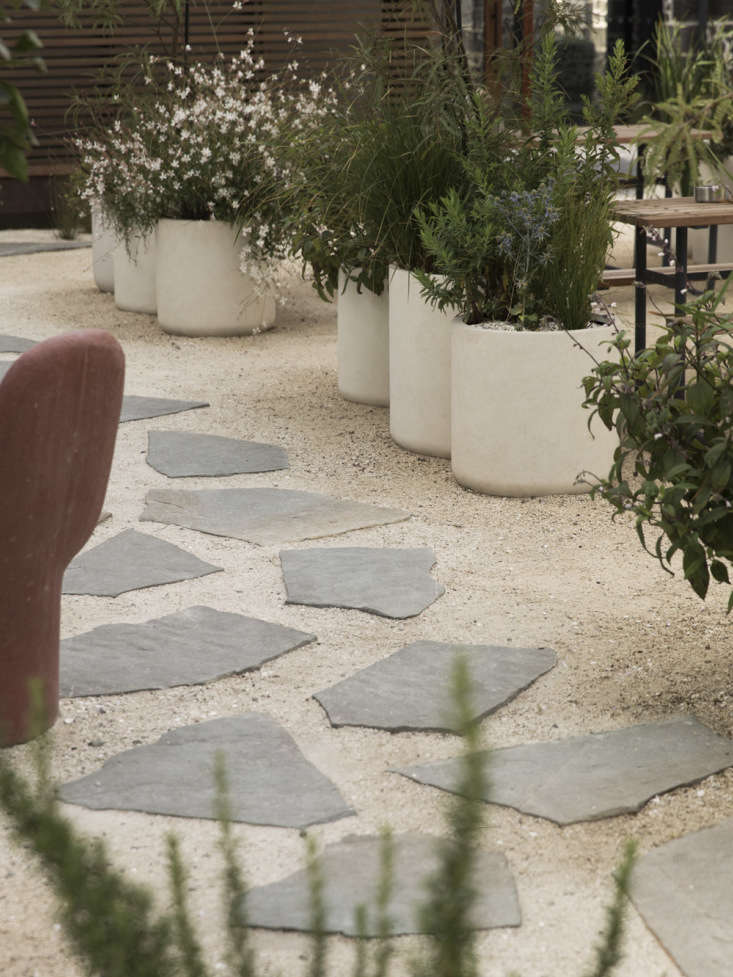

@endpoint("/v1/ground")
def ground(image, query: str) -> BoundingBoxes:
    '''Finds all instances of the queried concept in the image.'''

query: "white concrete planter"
[689,157,733,263]
[336,269,389,406]
[388,267,452,458]
[156,219,276,337]
[451,320,618,497]
[114,230,157,314]
[91,202,115,293]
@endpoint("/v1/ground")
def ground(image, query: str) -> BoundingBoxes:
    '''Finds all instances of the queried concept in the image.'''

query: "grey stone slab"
[62,529,222,596]
[0,241,90,256]
[61,606,316,696]
[120,395,209,424]
[398,718,733,825]
[0,334,37,352]
[632,818,733,977]
[281,547,444,619]
[59,714,354,828]
[246,833,520,935]
[141,488,409,545]
[147,430,289,477]
[315,641,556,733]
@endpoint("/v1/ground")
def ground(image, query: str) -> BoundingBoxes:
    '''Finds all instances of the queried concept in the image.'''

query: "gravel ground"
[0,229,731,977]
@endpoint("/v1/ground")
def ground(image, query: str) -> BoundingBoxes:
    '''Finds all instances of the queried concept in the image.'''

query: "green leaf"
[711,461,731,493]
[683,541,710,599]
[710,559,730,584]
[686,380,715,414]
[704,442,726,468]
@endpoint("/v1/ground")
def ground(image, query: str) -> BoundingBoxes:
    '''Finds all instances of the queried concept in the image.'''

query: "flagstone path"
[3,315,731,976]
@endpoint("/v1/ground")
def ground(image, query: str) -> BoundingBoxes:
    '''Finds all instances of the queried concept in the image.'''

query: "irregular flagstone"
[60,606,316,696]
[120,395,209,423]
[397,718,733,825]
[62,528,221,597]
[0,240,90,256]
[631,818,733,977]
[59,714,354,828]
[315,641,556,732]
[146,430,289,477]
[141,487,409,545]
[0,334,37,352]
[281,547,444,619]
[246,833,520,935]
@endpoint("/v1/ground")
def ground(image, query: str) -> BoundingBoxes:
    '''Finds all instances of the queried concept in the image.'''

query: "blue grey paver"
[59,714,354,827]
[61,606,316,696]
[147,430,289,477]
[120,395,209,423]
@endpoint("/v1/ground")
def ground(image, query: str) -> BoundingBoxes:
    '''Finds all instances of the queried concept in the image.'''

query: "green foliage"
[284,32,475,299]
[0,0,43,181]
[583,285,733,609]
[0,661,635,976]
[415,37,637,330]
[637,19,733,194]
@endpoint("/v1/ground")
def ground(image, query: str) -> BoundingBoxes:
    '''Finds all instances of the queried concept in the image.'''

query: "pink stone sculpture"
[0,331,124,745]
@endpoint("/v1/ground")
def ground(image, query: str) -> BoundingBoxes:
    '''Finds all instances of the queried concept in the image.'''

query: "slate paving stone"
[0,334,37,352]
[246,833,520,935]
[62,528,222,596]
[61,605,316,696]
[0,241,90,256]
[281,547,444,619]
[631,818,733,977]
[141,487,409,545]
[59,714,354,827]
[314,641,556,732]
[120,395,209,423]
[146,430,289,477]
[397,717,733,825]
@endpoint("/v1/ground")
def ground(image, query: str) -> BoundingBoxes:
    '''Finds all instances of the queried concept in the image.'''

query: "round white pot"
[451,320,618,496]
[336,269,389,406]
[156,219,276,337]
[114,230,157,314]
[91,202,115,293]
[389,266,452,458]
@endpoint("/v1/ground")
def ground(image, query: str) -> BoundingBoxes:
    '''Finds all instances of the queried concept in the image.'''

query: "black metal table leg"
[675,226,688,312]
[635,225,647,354]
[707,223,718,291]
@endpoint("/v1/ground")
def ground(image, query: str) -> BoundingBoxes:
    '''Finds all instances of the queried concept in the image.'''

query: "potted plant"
[415,38,637,497]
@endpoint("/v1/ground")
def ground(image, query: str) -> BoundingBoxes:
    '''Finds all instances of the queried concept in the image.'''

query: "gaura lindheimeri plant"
[77,31,337,298]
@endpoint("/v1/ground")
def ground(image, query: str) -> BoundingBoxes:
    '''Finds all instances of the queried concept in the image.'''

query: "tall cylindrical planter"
[114,230,157,314]
[451,320,618,497]
[156,219,276,337]
[689,157,733,262]
[389,267,452,458]
[336,270,389,406]
[91,202,115,293]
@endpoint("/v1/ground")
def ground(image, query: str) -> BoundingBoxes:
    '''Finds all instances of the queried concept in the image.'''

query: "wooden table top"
[613,197,733,227]
[577,124,712,145]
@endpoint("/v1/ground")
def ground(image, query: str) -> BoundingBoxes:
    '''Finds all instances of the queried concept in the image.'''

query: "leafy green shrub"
[0,661,635,977]
[583,286,733,608]
[414,37,637,331]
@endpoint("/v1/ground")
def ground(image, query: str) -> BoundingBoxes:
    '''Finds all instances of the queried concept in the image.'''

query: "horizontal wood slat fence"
[0,0,433,218]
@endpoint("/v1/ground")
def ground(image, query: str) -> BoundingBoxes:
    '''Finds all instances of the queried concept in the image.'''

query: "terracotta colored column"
[0,330,124,746]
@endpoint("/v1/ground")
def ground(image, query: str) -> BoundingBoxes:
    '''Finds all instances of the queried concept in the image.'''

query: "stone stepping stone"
[62,528,221,597]
[146,430,289,477]
[0,240,90,256]
[281,547,444,619]
[60,606,316,696]
[0,334,37,353]
[120,395,209,423]
[632,818,733,977]
[397,718,733,825]
[314,641,556,732]
[246,833,520,935]
[59,714,354,828]
[141,488,409,545]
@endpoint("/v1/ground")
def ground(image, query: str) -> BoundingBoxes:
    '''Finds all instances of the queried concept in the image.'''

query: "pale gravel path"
[0,232,731,977]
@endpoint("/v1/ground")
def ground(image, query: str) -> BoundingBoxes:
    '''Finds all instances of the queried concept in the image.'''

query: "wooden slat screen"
[1,0,437,177]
